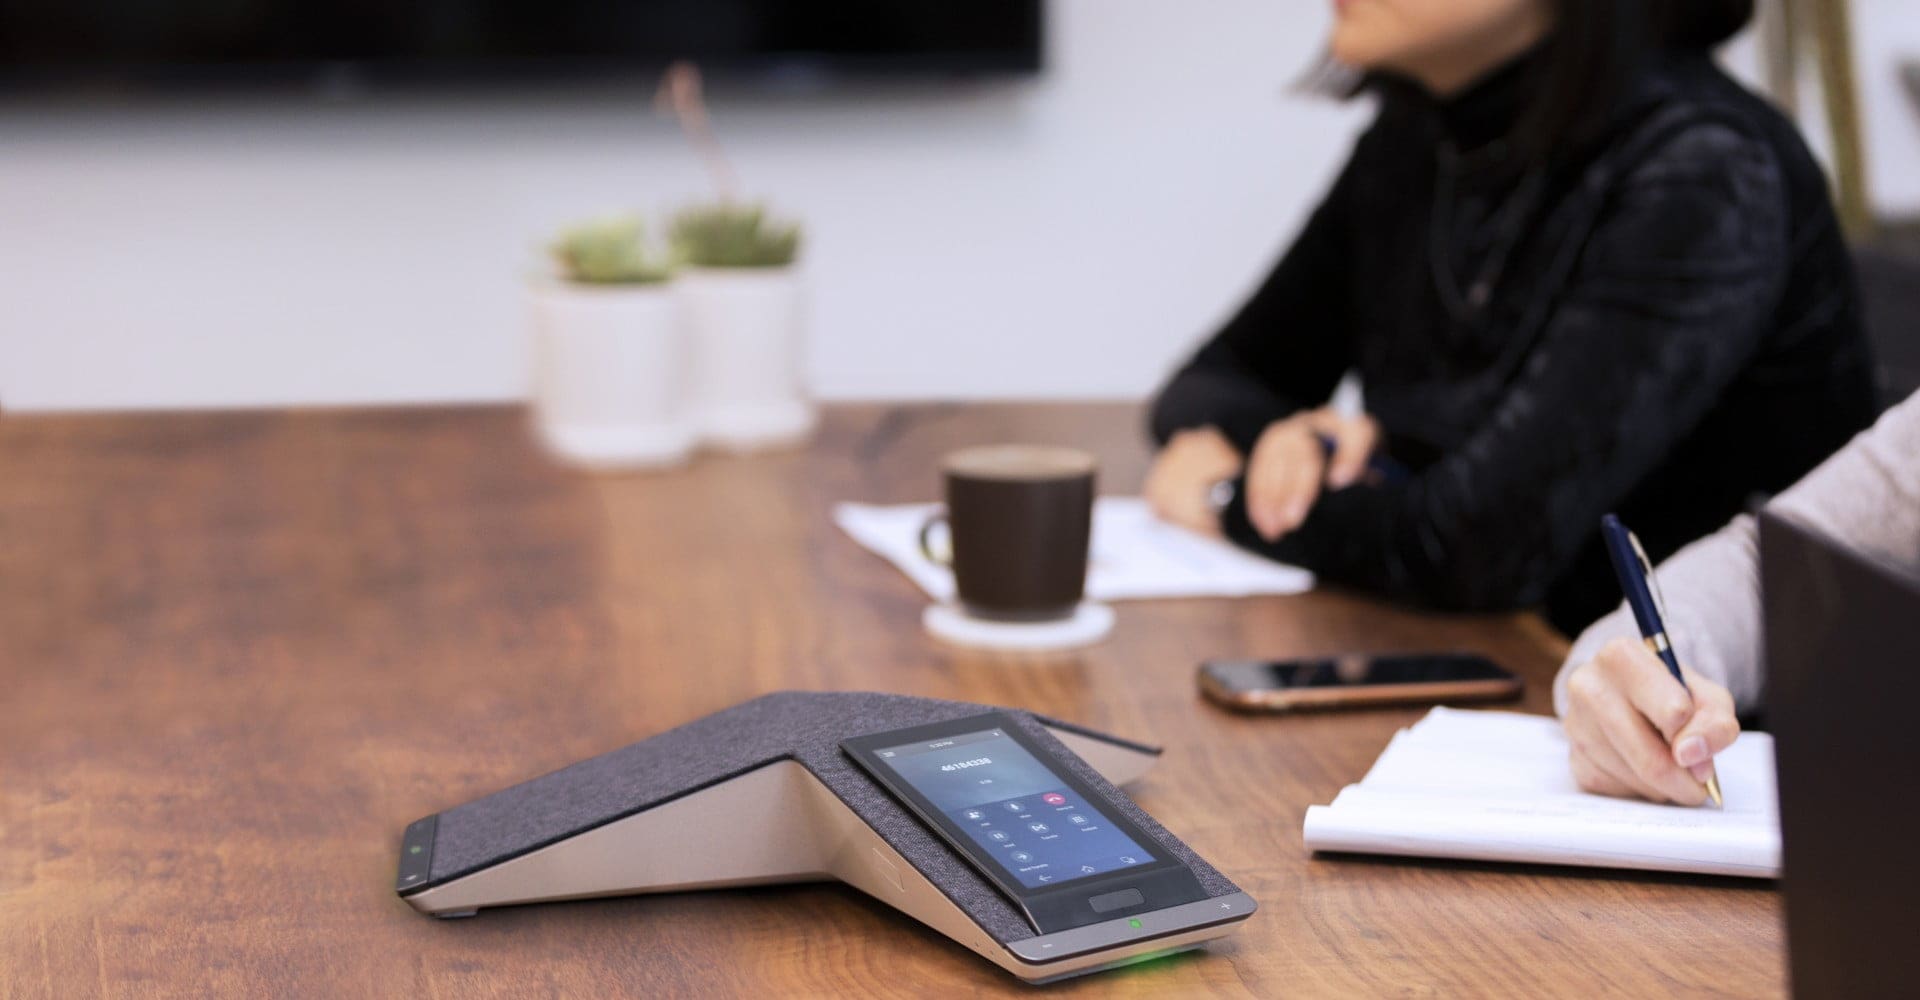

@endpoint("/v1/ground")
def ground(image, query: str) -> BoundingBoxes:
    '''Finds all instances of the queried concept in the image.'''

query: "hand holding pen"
[1559,515,1741,807]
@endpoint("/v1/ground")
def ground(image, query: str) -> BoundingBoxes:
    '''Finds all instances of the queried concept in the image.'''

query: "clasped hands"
[1144,406,1380,540]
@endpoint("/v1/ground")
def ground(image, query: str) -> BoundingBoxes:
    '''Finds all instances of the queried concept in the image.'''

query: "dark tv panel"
[0,0,1044,90]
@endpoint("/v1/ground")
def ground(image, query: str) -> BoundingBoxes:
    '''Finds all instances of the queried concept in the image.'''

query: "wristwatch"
[1206,478,1238,518]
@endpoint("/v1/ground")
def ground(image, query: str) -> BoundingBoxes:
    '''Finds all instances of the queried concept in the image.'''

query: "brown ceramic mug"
[918,444,1097,622]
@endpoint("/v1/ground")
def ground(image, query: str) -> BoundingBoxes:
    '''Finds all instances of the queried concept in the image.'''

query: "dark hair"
[1519,0,1755,158]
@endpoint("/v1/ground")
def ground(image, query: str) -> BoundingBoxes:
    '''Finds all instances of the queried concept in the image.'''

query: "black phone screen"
[851,723,1158,890]
[1205,654,1514,692]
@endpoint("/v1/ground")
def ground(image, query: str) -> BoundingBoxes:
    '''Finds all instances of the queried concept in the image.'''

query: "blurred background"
[2,0,1917,414]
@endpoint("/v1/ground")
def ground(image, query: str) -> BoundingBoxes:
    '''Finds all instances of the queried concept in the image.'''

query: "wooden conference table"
[0,403,1782,998]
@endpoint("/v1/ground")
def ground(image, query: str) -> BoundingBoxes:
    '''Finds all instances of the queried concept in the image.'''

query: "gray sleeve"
[1555,389,1920,717]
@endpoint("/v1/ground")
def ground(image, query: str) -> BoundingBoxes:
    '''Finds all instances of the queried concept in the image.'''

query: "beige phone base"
[400,726,1254,983]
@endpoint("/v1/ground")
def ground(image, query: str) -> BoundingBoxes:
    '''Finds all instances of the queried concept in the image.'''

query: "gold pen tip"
[1705,773,1724,808]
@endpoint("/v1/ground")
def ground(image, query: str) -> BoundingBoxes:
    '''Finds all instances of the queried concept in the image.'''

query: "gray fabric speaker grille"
[416,691,1240,945]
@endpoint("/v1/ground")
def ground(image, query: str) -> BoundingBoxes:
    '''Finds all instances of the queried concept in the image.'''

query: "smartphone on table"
[1198,653,1522,713]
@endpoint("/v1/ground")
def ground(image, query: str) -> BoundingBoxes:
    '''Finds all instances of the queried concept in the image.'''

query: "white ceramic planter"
[530,280,694,469]
[679,267,815,451]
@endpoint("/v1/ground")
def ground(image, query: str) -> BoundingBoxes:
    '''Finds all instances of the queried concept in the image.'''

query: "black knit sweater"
[1150,51,1877,634]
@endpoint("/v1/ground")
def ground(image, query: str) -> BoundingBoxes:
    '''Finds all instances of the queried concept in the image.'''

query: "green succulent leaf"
[549,215,673,285]
[668,203,803,269]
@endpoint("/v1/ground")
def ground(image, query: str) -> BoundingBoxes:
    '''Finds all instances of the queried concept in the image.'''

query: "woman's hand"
[1144,426,1243,537]
[1562,637,1740,805]
[1244,407,1380,541]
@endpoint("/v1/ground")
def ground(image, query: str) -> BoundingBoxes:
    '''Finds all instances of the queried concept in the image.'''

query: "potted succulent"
[655,61,814,451]
[669,203,812,450]
[529,215,694,469]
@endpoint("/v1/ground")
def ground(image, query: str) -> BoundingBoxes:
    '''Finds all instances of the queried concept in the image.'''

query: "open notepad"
[1303,707,1780,878]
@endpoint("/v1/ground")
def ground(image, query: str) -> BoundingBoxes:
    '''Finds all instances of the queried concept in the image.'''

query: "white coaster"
[922,602,1116,654]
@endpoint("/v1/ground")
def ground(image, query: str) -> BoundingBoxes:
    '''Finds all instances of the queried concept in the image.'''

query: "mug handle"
[918,510,952,567]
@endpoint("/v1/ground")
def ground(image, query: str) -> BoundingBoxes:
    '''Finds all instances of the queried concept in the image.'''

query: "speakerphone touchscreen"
[843,712,1207,932]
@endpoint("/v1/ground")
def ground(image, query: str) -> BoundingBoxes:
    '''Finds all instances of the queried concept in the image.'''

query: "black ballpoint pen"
[1599,513,1724,807]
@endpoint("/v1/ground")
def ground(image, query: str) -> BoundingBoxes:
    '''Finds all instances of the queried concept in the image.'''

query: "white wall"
[2,0,1916,412]
[0,1,1363,411]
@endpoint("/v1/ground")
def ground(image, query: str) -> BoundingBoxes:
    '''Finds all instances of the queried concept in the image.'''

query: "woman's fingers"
[1243,427,1282,537]
[1564,646,1718,804]
[1572,640,1710,803]
[1245,455,1288,539]
[1144,428,1241,536]
[1594,680,1707,804]
[1144,469,1210,534]
[1600,639,1742,785]
[1273,447,1322,533]
[1600,639,1696,741]
[1568,715,1663,801]
[1565,667,1688,802]
[1246,421,1323,541]
[1671,667,1740,782]
[1305,409,1380,490]
[1569,751,1631,798]
[1246,407,1384,540]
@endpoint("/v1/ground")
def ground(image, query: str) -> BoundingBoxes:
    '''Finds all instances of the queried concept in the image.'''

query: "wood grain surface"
[0,403,1783,998]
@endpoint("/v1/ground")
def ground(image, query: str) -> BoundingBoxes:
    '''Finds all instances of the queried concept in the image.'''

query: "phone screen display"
[864,726,1156,889]
[843,712,1212,934]
[1207,654,1513,692]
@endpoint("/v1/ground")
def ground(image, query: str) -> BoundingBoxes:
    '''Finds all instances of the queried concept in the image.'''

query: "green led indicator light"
[409,845,423,855]
[1128,919,1142,929]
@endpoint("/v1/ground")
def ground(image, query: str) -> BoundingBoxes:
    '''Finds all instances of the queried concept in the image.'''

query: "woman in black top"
[1145,0,1876,633]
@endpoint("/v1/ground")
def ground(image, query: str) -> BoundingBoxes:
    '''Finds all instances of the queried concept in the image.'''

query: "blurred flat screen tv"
[0,1,1043,90]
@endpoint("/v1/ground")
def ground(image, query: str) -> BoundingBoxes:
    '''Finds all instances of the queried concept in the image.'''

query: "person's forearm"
[1219,472,1565,614]
[1217,479,1496,610]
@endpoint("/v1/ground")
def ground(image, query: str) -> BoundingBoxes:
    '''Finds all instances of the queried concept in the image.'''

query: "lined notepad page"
[1303,707,1780,878]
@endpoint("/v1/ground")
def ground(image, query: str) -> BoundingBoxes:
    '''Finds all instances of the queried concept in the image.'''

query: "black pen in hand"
[1599,513,1724,807]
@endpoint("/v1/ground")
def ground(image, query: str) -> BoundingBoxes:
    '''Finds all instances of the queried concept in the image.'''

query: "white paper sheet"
[832,496,1314,603]
[1302,706,1780,878]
